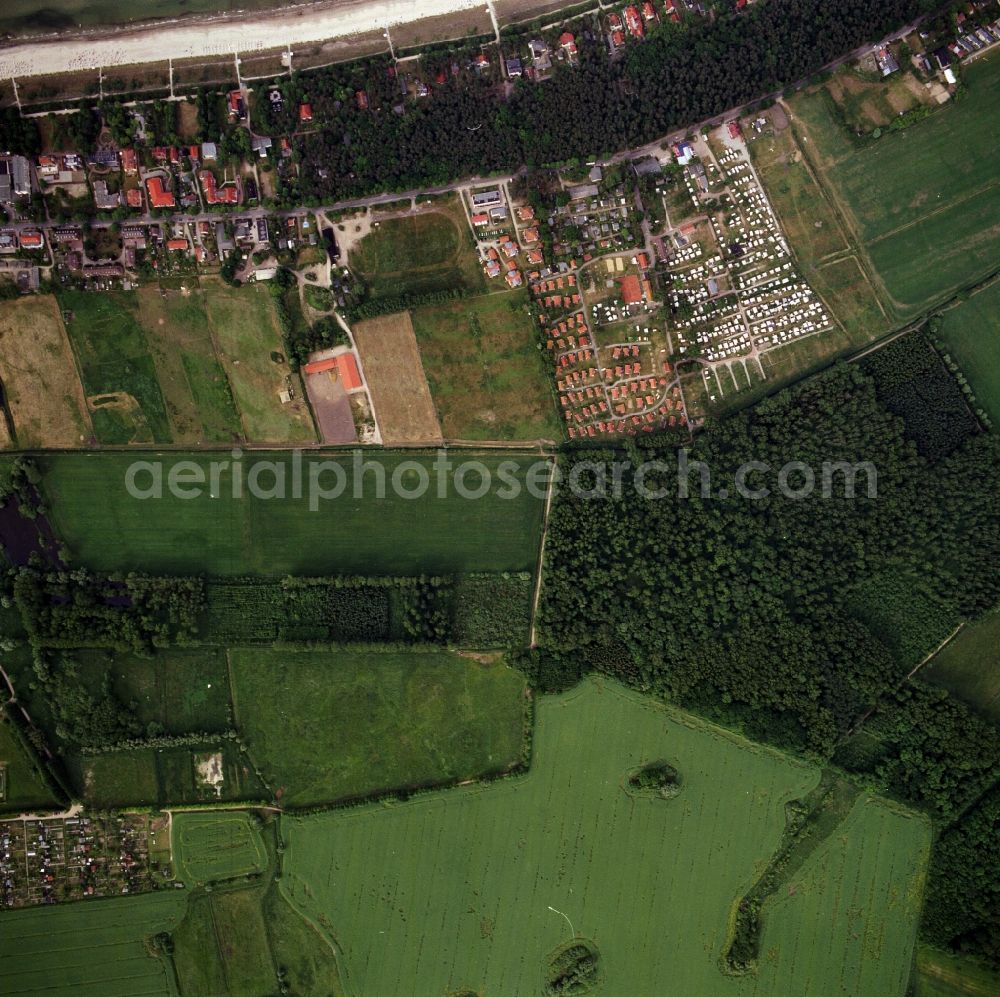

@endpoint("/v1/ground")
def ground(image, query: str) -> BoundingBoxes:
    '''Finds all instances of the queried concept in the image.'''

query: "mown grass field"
[0,890,185,996]
[201,282,316,443]
[751,796,930,997]
[172,811,268,886]
[0,295,92,448]
[791,55,1000,319]
[136,286,243,444]
[229,648,527,808]
[59,290,172,444]
[924,611,1000,724]
[39,450,547,575]
[351,200,485,298]
[936,281,1000,424]
[411,289,562,440]
[279,678,929,996]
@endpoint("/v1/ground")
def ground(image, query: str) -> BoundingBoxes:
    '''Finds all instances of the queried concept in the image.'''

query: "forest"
[528,335,1000,965]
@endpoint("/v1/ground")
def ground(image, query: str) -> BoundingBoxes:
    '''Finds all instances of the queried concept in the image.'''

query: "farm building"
[303,353,363,390]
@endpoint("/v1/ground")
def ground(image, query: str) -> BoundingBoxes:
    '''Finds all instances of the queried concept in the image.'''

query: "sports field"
[280,678,929,996]
[201,282,316,443]
[936,280,1000,424]
[411,289,562,440]
[0,890,185,996]
[351,201,485,299]
[229,648,528,807]
[39,450,547,575]
[59,290,172,444]
[790,55,1000,319]
[172,811,268,886]
[136,286,243,444]
[924,611,1000,724]
[0,296,92,448]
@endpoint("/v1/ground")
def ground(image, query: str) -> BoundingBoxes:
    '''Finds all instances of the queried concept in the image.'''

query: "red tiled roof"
[146,176,175,209]
[299,103,313,122]
[619,274,642,304]
[303,352,362,390]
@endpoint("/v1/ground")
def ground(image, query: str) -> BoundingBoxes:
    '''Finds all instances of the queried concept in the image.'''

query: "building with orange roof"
[167,237,189,251]
[146,176,176,209]
[126,188,143,208]
[303,352,362,390]
[199,171,239,205]
[120,148,138,175]
[619,274,643,304]
[299,103,313,123]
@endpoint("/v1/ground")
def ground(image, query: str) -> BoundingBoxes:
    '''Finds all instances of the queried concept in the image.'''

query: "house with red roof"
[559,32,578,58]
[126,188,143,209]
[355,90,369,110]
[120,148,138,175]
[619,274,643,304]
[166,237,189,251]
[299,103,313,123]
[146,176,176,209]
[625,6,644,37]
[471,212,490,226]
[642,1,656,20]
[199,171,239,205]
[19,230,43,250]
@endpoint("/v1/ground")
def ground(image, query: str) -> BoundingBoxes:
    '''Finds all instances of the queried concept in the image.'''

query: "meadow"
[0,296,92,448]
[350,200,485,299]
[411,289,563,440]
[791,55,1000,319]
[172,811,268,886]
[280,678,929,996]
[38,450,547,575]
[0,891,185,996]
[59,290,172,444]
[935,280,1000,424]
[201,282,316,443]
[924,611,1000,724]
[229,648,528,807]
[136,287,243,444]
[0,712,61,814]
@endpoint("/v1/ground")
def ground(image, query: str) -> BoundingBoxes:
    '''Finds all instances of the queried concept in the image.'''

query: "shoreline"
[0,0,489,80]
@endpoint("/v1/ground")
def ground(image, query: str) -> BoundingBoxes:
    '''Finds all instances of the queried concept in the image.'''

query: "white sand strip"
[0,0,487,79]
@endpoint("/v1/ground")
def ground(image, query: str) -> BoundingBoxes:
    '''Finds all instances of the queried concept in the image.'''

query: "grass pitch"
[280,678,929,996]
[172,811,268,886]
[229,648,527,808]
[351,201,485,299]
[411,289,562,441]
[39,450,547,576]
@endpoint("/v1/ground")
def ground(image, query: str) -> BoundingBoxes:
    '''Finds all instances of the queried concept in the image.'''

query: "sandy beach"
[0,0,490,79]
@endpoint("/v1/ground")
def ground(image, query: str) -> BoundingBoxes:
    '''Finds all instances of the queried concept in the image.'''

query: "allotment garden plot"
[280,678,929,997]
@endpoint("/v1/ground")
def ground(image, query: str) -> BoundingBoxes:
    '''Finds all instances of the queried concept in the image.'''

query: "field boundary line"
[528,457,556,647]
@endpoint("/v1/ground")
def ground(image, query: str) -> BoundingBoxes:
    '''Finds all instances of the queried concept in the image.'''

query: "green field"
[39,450,546,575]
[229,648,527,808]
[351,201,485,298]
[936,281,1000,424]
[59,290,172,444]
[137,287,243,444]
[411,290,562,440]
[917,945,1000,996]
[752,796,930,996]
[279,678,929,996]
[172,811,268,886]
[924,611,1000,724]
[201,282,316,443]
[0,712,61,815]
[65,741,267,808]
[0,891,185,996]
[73,648,232,734]
[792,55,1000,319]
